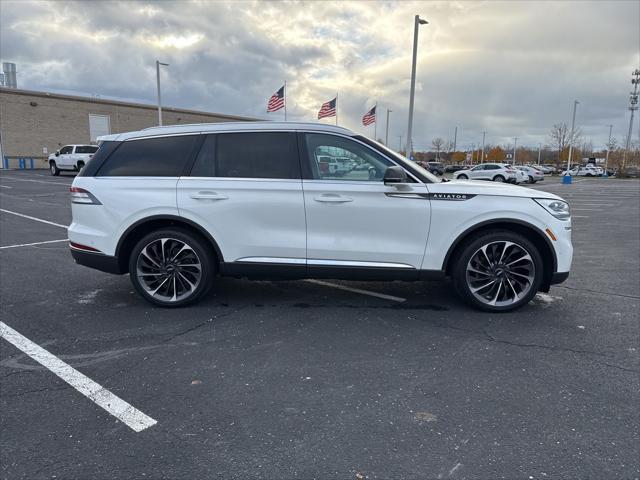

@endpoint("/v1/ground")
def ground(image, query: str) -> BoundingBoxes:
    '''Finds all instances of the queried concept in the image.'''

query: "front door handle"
[189,191,228,200]
[314,194,353,203]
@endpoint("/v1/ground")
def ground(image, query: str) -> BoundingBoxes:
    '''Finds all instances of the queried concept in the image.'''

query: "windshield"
[354,136,441,183]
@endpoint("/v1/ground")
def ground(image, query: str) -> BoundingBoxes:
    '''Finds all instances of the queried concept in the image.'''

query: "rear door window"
[190,132,300,179]
[97,135,198,177]
[75,145,99,154]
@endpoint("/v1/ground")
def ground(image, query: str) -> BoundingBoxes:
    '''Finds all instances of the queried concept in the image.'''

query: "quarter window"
[304,133,393,181]
[97,135,198,177]
[190,132,300,179]
[75,145,99,154]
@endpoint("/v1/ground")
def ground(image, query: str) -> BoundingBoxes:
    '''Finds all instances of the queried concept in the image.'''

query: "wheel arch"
[442,219,557,288]
[115,215,224,274]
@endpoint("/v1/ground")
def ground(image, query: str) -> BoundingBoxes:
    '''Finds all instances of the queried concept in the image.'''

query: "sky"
[1,0,639,151]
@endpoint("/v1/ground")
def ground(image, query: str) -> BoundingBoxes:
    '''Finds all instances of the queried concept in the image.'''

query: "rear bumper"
[70,248,123,274]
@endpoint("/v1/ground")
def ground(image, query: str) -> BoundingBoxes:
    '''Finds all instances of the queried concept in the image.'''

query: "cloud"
[1,0,638,150]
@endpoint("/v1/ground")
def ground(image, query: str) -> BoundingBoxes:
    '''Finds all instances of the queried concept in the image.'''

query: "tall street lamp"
[481,131,486,163]
[512,137,518,164]
[563,100,579,185]
[156,60,169,126]
[406,14,428,159]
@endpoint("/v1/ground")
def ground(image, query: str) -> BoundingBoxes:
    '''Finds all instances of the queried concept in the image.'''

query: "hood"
[435,179,564,201]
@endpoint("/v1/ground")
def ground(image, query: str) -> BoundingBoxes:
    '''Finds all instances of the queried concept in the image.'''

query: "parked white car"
[452,163,518,183]
[49,144,98,176]
[516,166,545,183]
[69,122,572,312]
[561,165,600,177]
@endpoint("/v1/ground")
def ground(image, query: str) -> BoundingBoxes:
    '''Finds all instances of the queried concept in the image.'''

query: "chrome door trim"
[235,257,306,265]
[307,259,415,269]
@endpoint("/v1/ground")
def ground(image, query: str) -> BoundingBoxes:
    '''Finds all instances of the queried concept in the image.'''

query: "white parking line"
[305,279,406,302]
[0,321,157,433]
[0,208,67,229]
[0,176,72,186]
[0,185,13,189]
[0,239,68,250]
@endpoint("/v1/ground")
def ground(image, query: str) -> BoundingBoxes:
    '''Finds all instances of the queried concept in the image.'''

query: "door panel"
[303,180,431,269]
[178,178,306,262]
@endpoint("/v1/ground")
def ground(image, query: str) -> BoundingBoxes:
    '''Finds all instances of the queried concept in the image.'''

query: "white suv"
[453,163,518,183]
[49,144,99,175]
[68,122,572,312]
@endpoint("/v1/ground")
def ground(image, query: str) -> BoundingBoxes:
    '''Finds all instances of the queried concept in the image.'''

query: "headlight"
[534,198,570,220]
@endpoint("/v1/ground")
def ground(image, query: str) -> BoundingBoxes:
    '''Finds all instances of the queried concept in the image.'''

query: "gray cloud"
[1,0,638,151]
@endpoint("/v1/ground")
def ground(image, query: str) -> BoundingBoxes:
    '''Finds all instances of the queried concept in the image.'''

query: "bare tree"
[431,137,445,160]
[548,122,582,168]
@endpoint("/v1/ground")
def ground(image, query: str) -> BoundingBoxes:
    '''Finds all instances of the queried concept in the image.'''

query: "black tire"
[528,175,535,184]
[493,175,505,183]
[76,161,85,171]
[49,161,60,176]
[457,174,468,180]
[452,229,544,312]
[128,227,215,307]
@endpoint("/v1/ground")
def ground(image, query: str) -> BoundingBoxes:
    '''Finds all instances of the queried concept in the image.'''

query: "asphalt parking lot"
[1,170,638,479]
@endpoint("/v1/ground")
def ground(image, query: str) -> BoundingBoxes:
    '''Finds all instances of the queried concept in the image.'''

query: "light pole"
[156,60,169,126]
[604,124,613,177]
[453,126,458,154]
[385,109,392,146]
[537,143,542,165]
[481,131,486,163]
[399,135,403,153]
[406,14,428,159]
[512,137,518,164]
[622,69,640,174]
[563,100,579,184]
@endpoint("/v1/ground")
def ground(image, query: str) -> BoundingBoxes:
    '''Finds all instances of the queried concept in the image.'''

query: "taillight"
[69,241,101,252]
[505,169,515,173]
[70,187,101,205]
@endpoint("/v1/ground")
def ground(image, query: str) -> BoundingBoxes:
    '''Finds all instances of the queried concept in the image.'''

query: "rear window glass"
[190,132,300,179]
[75,145,99,154]
[97,136,198,177]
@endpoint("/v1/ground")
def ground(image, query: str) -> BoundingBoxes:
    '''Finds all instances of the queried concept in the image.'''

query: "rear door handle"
[314,194,353,203]
[189,191,228,200]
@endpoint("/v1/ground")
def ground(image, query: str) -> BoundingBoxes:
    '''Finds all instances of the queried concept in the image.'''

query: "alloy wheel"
[465,241,535,307]
[136,237,202,302]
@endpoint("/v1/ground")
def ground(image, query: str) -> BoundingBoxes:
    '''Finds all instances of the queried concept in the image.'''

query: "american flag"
[362,105,376,126]
[317,97,336,119]
[267,85,285,112]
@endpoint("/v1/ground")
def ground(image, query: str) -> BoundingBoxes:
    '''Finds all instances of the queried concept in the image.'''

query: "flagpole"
[284,80,287,121]
[335,92,338,126]
[374,103,377,141]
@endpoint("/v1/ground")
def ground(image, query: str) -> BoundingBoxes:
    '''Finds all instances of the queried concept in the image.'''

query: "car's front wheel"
[457,174,468,180]
[452,230,543,312]
[128,228,214,307]
[49,161,60,176]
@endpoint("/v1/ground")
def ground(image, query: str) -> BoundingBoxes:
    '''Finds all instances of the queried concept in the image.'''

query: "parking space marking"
[305,279,406,302]
[0,321,157,433]
[0,176,72,186]
[0,239,68,250]
[0,185,13,189]
[0,208,67,229]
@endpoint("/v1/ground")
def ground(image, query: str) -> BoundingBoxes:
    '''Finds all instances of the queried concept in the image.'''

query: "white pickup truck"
[48,144,98,176]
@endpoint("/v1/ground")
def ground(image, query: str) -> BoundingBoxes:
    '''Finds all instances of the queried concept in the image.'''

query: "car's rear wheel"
[76,161,85,171]
[493,175,505,182]
[49,161,60,176]
[453,230,543,312]
[457,174,468,180]
[128,228,214,307]
[528,175,535,183]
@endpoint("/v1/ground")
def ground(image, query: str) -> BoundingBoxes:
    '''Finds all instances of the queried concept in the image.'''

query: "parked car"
[445,164,466,173]
[49,144,99,175]
[513,168,528,185]
[452,163,518,183]
[426,161,445,176]
[561,165,600,176]
[516,166,545,183]
[69,122,572,312]
[540,164,558,174]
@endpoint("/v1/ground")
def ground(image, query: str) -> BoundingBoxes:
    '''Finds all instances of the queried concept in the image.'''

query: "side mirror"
[55,151,60,156]
[383,165,407,184]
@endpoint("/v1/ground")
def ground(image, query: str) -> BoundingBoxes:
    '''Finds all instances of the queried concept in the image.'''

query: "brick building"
[0,87,255,168]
